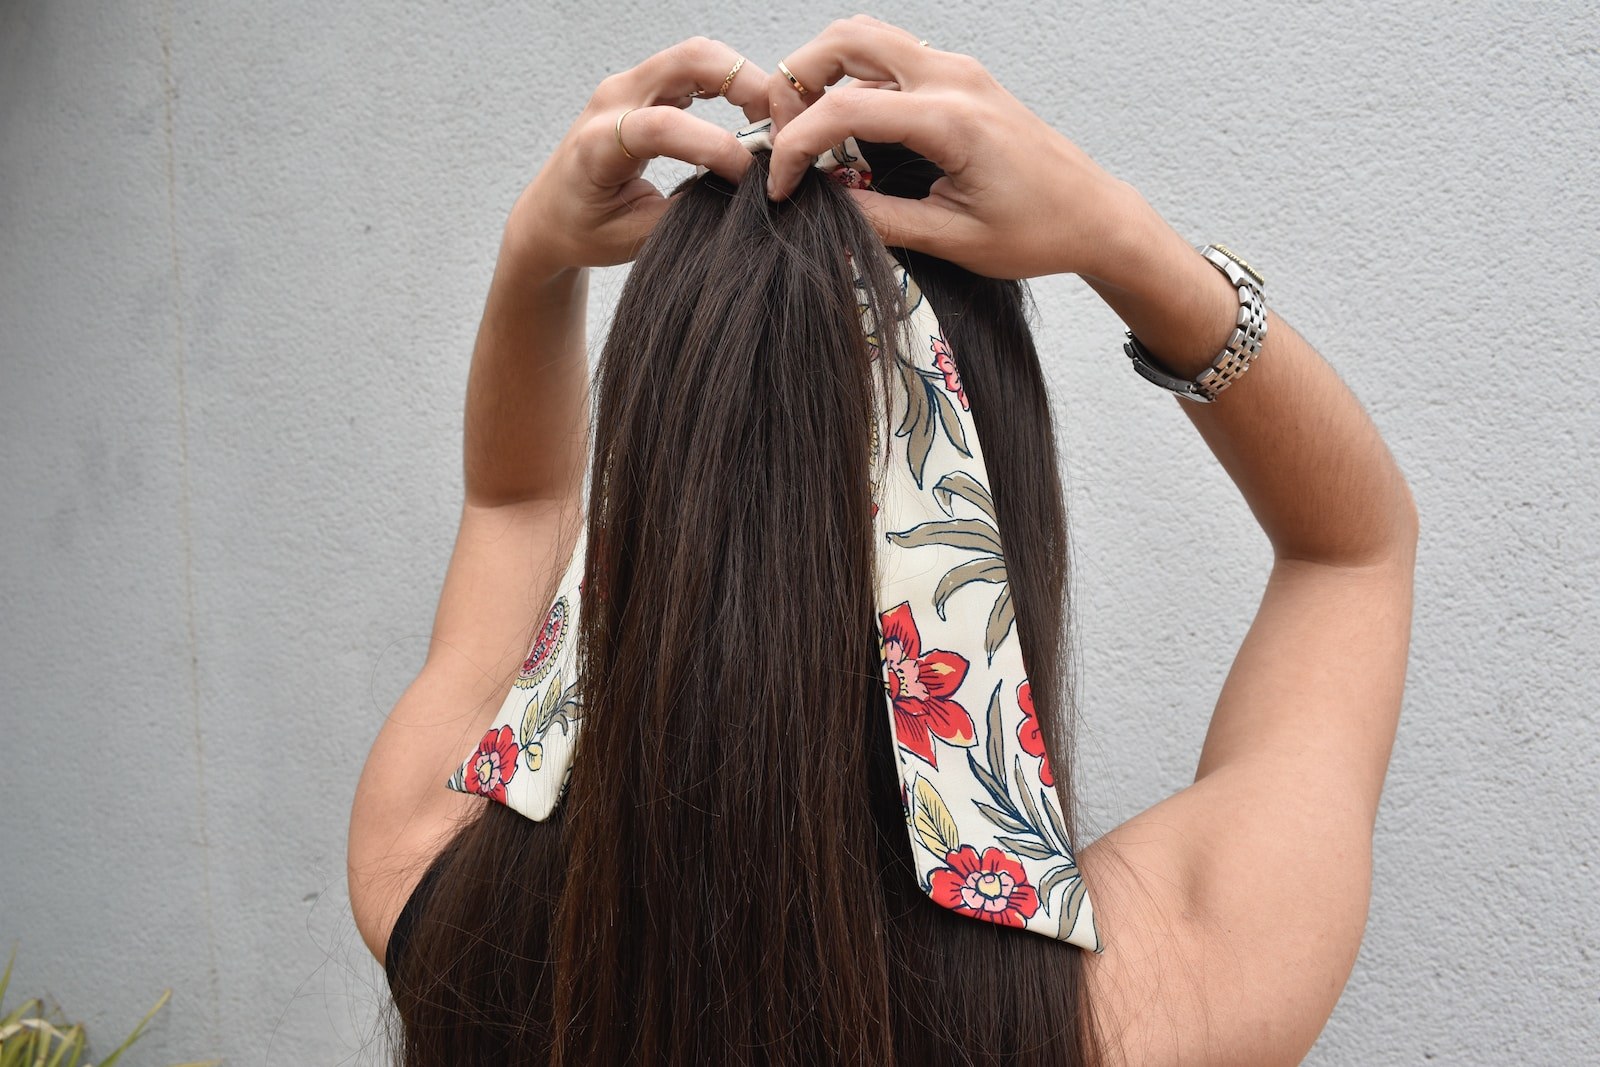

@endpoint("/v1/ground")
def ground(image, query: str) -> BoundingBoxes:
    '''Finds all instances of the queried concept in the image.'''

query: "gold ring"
[777,60,809,95]
[615,107,640,160]
[715,56,745,98]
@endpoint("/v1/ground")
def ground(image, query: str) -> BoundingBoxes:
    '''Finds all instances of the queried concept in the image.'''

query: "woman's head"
[388,148,1105,1066]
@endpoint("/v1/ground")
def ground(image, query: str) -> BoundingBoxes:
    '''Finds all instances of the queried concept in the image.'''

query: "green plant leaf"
[44,1022,83,1067]
[932,558,1008,621]
[983,585,1015,663]
[1,997,42,1032]
[931,472,996,522]
[96,988,169,1067]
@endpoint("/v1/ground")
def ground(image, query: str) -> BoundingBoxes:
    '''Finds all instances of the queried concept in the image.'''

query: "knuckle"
[948,54,999,92]
[945,53,983,78]
[573,117,608,163]
[672,35,715,62]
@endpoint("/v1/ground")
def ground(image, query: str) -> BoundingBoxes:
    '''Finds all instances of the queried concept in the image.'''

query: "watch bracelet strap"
[1122,243,1268,404]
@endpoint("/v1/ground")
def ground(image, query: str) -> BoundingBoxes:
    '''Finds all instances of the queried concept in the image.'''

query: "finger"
[597,37,768,124]
[844,186,970,259]
[768,87,955,200]
[768,16,932,131]
[592,105,753,184]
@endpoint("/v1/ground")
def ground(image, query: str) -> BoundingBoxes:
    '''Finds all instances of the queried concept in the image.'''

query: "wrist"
[500,190,582,289]
[1079,188,1242,377]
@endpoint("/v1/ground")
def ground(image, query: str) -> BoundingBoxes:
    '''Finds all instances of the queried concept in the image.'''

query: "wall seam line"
[160,0,223,1045]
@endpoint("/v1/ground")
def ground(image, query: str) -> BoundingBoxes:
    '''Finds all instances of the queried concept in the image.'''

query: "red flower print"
[929,845,1041,927]
[880,602,976,768]
[466,725,519,804]
[1015,680,1054,787]
[931,335,969,410]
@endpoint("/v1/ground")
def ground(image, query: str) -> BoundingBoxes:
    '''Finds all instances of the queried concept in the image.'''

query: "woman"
[348,16,1418,1066]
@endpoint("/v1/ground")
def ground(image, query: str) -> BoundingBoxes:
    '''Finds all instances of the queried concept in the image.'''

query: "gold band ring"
[715,56,745,98]
[777,60,809,95]
[615,107,640,160]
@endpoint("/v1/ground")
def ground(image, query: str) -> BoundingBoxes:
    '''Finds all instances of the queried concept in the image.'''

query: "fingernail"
[766,178,778,201]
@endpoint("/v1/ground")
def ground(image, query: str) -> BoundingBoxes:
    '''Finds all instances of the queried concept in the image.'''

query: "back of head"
[389,149,1105,1067]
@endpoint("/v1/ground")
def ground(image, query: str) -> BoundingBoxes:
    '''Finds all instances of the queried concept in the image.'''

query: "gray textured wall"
[2,1,1594,1063]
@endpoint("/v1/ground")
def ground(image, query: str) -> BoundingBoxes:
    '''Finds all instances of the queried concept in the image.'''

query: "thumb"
[845,188,956,255]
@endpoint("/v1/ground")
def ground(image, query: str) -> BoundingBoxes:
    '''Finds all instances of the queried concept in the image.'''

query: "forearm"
[461,231,590,506]
[1081,183,1418,566]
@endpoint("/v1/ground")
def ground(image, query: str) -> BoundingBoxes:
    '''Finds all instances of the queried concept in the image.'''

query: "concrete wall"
[2,1,1594,1062]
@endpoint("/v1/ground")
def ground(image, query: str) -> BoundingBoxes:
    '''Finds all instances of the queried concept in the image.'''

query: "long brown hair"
[387,147,1107,1066]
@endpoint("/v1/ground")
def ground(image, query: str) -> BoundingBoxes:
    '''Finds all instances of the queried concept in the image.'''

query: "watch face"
[1211,243,1265,288]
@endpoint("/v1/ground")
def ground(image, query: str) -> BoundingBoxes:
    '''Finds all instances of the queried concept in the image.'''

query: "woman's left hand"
[763,16,1144,283]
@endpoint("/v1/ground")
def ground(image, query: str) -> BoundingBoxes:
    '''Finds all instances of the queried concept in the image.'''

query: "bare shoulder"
[347,667,492,967]
[1078,550,1417,1065]
[348,498,581,966]
[1077,797,1367,1067]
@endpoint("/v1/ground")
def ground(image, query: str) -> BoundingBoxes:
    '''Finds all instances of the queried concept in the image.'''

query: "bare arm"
[461,249,591,508]
[763,18,1418,1060]
[1077,187,1418,1066]
[1081,194,1417,568]
[346,242,593,964]
[347,38,774,963]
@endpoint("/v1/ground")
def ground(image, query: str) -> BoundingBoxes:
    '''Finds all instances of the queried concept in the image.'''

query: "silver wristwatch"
[1122,243,1268,403]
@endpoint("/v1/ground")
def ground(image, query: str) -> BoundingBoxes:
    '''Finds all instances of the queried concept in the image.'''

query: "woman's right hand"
[502,38,770,278]
[764,16,1146,284]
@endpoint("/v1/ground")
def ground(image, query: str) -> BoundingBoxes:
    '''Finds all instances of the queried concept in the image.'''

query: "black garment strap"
[384,857,446,991]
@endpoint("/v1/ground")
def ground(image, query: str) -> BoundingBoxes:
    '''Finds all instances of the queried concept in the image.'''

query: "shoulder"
[1077,795,1366,1067]
[348,500,582,964]
[349,723,481,967]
